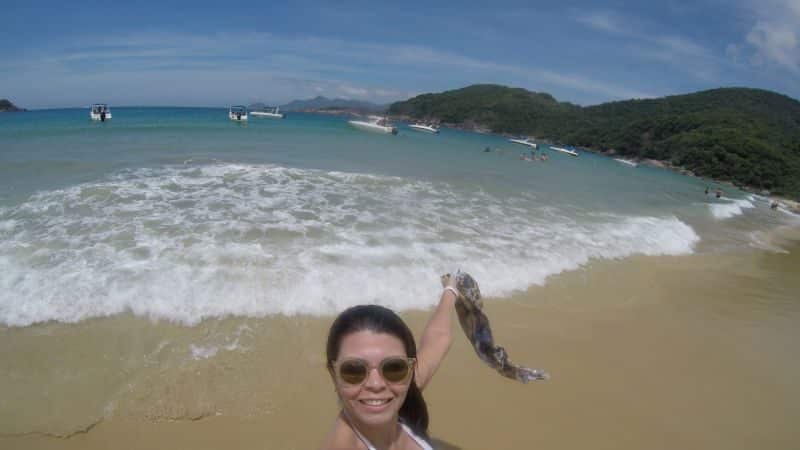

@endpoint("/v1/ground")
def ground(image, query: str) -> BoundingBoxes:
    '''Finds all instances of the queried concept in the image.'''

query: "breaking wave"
[0,163,700,326]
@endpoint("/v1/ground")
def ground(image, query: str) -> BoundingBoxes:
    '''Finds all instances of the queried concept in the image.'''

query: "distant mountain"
[279,96,387,112]
[0,99,24,112]
[390,84,800,199]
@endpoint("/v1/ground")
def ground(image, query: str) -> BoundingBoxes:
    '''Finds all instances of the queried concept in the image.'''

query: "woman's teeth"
[360,399,390,406]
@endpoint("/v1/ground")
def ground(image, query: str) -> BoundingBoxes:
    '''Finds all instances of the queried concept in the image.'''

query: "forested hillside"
[389,85,800,198]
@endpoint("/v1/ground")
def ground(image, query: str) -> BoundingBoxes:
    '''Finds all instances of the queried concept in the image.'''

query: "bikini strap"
[341,410,377,450]
[400,421,434,450]
[342,410,433,450]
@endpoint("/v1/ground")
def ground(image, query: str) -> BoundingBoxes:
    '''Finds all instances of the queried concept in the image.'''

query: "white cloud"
[573,9,721,81]
[574,10,630,34]
[651,35,708,59]
[738,0,800,73]
[2,30,655,107]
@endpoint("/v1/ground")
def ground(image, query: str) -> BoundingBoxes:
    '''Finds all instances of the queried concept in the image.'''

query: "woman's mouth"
[358,398,392,411]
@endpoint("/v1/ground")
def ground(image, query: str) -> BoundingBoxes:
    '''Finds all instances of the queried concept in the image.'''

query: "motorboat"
[550,146,579,157]
[229,105,248,121]
[348,115,398,135]
[408,123,439,134]
[90,104,112,121]
[614,158,638,167]
[509,137,538,149]
[251,106,285,119]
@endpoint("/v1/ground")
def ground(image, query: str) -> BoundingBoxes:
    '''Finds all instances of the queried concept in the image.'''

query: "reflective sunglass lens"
[381,358,411,383]
[339,360,368,385]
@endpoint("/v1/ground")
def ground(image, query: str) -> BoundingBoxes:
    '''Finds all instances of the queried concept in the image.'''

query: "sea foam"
[0,163,700,327]
[709,196,756,219]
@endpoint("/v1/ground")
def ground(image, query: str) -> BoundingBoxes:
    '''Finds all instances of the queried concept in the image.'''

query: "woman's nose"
[364,367,386,390]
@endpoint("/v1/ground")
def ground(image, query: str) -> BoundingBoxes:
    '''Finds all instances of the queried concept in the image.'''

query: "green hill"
[389,85,800,198]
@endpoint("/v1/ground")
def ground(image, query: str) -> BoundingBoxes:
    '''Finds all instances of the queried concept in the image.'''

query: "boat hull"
[251,112,285,119]
[89,112,112,121]
[509,139,537,149]
[229,113,248,121]
[614,158,638,167]
[349,121,397,134]
[550,146,579,157]
[408,125,439,134]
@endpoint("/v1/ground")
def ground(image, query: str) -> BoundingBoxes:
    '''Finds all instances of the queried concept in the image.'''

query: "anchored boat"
[550,146,579,157]
[509,137,538,149]
[614,158,638,167]
[348,115,398,135]
[251,106,285,119]
[90,104,112,121]
[408,123,440,134]
[229,105,248,121]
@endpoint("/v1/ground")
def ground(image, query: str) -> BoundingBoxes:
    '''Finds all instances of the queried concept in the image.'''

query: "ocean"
[1,108,799,446]
[1,107,794,327]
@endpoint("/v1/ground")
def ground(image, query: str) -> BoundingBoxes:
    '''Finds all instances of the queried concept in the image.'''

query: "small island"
[0,98,25,112]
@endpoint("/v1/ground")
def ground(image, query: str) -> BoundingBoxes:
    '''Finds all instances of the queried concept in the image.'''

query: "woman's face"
[332,330,411,427]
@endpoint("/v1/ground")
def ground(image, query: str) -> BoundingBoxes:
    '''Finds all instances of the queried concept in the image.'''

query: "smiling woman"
[322,276,459,450]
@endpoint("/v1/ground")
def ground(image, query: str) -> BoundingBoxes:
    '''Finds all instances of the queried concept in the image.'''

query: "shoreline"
[2,244,799,449]
[386,112,800,206]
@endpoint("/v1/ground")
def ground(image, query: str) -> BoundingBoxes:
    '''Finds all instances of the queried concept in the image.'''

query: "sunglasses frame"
[331,356,417,387]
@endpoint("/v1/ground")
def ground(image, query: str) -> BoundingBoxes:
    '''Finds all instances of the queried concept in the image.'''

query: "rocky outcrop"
[0,99,25,112]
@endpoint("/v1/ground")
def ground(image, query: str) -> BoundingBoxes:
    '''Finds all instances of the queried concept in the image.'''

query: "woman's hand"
[440,273,461,300]
[440,273,458,290]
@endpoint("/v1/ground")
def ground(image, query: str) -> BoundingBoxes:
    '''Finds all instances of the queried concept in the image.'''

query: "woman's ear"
[328,366,343,401]
[327,364,337,384]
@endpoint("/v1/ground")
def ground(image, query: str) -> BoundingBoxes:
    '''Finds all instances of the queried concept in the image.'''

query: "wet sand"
[2,243,800,449]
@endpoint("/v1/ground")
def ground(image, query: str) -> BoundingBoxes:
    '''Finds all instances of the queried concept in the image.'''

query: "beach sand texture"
[2,244,799,450]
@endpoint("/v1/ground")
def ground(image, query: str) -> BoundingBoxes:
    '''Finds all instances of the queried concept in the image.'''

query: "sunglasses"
[332,357,416,386]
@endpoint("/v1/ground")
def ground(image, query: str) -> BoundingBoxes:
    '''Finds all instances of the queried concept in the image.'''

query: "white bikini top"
[345,414,433,450]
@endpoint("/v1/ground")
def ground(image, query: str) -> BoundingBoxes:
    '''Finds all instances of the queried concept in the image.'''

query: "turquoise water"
[0,108,796,326]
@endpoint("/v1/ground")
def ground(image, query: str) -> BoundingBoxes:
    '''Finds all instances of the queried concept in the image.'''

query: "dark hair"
[326,304,430,441]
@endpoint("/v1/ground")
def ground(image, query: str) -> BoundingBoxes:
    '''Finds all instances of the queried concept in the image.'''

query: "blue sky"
[2,0,799,108]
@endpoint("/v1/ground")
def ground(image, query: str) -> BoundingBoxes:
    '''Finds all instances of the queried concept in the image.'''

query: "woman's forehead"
[338,330,407,359]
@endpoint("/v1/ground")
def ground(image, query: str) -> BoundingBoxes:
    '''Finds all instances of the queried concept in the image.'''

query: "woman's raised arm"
[414,275,458,391]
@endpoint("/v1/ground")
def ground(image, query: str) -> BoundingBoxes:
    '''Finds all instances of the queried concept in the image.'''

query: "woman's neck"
[344,411,402,450]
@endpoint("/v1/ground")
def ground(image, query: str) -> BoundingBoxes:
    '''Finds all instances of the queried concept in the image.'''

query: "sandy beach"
[2,238,799,450]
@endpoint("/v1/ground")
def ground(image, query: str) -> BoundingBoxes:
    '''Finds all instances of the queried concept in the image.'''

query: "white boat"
[229,105,248,121]
[509,137,538,149]
[408,123,439,134]
[348,115,398,135]
[614,158,638,167]
[251,106,285,119]
[90,104,112,121]
[550,146,579,157]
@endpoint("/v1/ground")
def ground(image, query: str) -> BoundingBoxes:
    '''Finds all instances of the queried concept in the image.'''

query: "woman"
[321,275,460,449]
